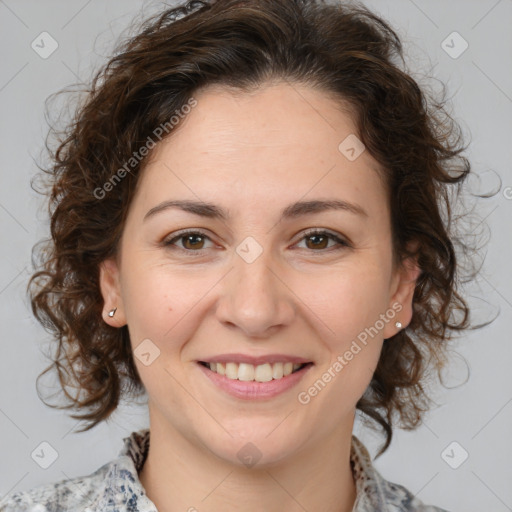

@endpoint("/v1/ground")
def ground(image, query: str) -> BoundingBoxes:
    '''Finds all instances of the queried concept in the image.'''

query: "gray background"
[1,1,511,511]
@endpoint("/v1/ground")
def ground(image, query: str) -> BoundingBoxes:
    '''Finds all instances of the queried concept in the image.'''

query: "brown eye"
[295,230,350,252]
[163,228,350,255]
[181,233,206,250]
[163,230,212,252]
[304,233,329,250]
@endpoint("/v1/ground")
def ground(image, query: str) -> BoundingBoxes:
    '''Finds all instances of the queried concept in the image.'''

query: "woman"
[1,0,485,510]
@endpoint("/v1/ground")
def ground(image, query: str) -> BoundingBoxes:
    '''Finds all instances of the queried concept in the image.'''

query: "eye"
[294,229,350,252]
[163,228,350,254]
[163,230,214,252]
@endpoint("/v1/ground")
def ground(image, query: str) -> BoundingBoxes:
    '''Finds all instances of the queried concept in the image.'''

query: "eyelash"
[162,228,351,255]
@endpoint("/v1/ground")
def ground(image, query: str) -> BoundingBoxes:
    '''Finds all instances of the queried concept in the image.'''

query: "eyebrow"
[143,198,368,223]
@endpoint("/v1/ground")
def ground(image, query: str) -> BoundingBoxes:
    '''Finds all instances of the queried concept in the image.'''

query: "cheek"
[302,266,387,397]
[123,274,172,333]
[121,262,214,352]
[313,329,383,413]
[304,263,391,339]
[121,245,182,318]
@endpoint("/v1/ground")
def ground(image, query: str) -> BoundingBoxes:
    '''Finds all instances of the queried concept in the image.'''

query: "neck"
[138,412,357,512]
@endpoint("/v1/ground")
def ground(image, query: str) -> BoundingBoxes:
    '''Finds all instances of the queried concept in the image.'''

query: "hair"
[28,0,494,457]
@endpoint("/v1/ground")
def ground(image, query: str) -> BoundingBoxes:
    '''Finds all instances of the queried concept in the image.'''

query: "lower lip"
[196,362,313,400]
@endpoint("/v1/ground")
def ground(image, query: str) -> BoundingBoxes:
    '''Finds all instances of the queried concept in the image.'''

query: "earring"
[108,307,117,318]
[395,321,402,329]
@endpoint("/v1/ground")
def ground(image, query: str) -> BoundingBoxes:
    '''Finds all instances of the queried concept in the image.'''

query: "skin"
[99,80,420,512]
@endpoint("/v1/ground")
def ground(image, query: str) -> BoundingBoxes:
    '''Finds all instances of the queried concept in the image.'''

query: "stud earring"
[108,307,117,318]
[395,321,402,329]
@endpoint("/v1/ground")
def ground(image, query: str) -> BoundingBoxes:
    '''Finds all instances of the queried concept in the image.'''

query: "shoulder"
[0,456,156,512]
[0,429,155,512]
[350,435,450,512]
[0,461,111,512]
[379,479,450,512]
[0,459,154,511]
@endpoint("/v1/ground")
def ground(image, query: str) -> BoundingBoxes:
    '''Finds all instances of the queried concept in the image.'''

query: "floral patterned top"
[0,429,448,511]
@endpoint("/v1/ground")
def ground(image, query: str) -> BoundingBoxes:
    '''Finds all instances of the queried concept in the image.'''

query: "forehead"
[132,81,387,222]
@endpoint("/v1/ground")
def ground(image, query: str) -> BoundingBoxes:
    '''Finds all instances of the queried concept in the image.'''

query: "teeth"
[206,361,305,382]
[238,363,255,381]
[255,363,273,382]
[272,362,284,379]
[226,362,238,379]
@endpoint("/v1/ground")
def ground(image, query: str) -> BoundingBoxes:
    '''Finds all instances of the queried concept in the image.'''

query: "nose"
[215,249,296,339]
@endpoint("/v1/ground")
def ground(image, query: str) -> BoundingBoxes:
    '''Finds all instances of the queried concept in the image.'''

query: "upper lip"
[198,353,312,365]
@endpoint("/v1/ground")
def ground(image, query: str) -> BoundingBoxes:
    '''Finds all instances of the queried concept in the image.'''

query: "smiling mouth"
[198,361,313,382]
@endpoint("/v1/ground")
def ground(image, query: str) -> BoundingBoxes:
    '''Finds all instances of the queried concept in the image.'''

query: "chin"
[206,427,302,469]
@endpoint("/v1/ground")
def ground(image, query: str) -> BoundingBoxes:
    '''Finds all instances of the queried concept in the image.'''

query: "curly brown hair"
[28,0,491,456]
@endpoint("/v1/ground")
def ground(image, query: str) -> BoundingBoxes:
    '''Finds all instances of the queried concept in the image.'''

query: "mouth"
[198,361,312,382]
[196,360,314,400]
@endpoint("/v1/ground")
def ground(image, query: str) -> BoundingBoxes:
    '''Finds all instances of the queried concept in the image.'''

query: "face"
[100,81,419,467]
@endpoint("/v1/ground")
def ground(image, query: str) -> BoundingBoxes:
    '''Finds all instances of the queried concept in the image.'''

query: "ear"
[99,257,126,327]
[382,242,421,340]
